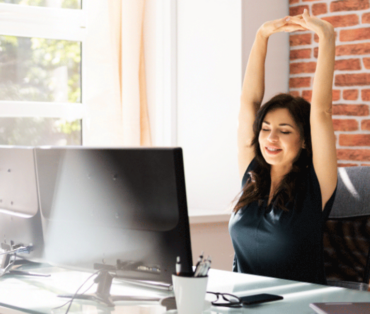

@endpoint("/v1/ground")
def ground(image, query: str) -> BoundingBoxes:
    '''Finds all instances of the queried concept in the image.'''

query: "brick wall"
[288,0,370,166]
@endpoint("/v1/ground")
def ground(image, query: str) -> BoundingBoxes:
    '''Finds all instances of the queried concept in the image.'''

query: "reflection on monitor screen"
[35,147,193,284]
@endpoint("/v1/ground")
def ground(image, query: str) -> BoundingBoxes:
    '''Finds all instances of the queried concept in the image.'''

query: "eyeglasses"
[207,291,242,308]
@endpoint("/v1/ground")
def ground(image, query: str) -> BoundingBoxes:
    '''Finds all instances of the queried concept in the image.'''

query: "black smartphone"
[240,293,283,305]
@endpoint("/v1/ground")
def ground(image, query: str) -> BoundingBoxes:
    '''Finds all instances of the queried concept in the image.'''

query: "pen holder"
[172,274,208,314]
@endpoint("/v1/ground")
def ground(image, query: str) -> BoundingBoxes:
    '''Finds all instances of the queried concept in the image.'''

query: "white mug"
[172,274,208,314]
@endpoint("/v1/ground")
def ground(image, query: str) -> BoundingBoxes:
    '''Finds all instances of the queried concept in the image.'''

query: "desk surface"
[0,266,369,313]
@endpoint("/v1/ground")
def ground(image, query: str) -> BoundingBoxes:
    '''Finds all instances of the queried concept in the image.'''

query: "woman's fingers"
[282,21,307,28]
[262,14,310,37]
[289,16,306,26]
[272,23,307,34]
[283,25,307,31]
[284,26,307,32]
[302,8,310,21]
[275,16,290,28]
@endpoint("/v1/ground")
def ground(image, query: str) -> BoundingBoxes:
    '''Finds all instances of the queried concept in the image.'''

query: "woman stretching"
[229,9,337,285]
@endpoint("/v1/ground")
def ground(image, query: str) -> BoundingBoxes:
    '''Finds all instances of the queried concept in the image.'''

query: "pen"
[194,251,204,276]
[206,257,212,276]
[176,256,181,275]
[201,256,212,276]
[194,261,204,277]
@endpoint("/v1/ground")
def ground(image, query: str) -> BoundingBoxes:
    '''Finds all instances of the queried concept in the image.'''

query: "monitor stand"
[0,243,50,278]
[58,270,162,308]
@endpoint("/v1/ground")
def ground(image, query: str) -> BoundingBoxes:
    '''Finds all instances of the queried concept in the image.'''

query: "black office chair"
[323,166,370,291]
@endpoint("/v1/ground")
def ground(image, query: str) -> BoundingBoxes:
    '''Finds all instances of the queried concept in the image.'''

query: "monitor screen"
[0,146,44,260]
[34,147,193,283]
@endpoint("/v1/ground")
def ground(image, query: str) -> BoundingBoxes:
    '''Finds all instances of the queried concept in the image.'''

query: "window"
[0,0,86,145]
[0,0,81,9]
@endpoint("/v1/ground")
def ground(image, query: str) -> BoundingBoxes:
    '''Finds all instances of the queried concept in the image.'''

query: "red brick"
[301,90,340,102]
[290,49,312,60]
[333,104,369,116]
[364,58,370,69]
[290,0,300,3]
[363,12,370,23]
[361,119,370,130]
[333,119,358,131]
[337,149,370,161]
[290,5,310,16]
[290,62,317,74]
[340,28,370,42]
[335,59,361,71]
[289,91,300,97]
[361,163,370,166]
[339,134,370,146]
[333,90,341,101]
[289,77,311,88]
[336,43,370,56]
[312,3,328,15]
[302,0,322,1]
[362,89,370,100]
[343,89,359,100]
[302,90,312,102]
[331,0,370,12]
[322,14,359,28]
[338,163,358,167]
[335,73,370,86]
[290,34,312,46]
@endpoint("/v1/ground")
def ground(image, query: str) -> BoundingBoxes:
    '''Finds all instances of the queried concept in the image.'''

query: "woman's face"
[258,108,305,167]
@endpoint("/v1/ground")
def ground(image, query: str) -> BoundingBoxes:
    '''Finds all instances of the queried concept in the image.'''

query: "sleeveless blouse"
[228,158,337,284]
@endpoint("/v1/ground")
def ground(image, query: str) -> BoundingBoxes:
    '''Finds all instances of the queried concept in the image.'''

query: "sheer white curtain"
[84,0,152,146]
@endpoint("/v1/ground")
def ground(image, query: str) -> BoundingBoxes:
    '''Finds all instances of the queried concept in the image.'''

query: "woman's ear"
[302,141,306,149]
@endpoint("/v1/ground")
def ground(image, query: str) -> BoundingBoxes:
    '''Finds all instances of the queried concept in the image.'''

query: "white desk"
[0,266,369,313]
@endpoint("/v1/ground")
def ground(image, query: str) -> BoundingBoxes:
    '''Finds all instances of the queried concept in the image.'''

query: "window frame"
[0,2,87,142]
[155,0,177,146]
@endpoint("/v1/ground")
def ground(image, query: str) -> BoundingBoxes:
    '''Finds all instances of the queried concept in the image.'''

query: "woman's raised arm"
[238,18,306,179]
[290,10,337,210]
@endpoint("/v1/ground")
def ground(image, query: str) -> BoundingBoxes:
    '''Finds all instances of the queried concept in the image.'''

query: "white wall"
[242,0,290,104]
[177,0,242,216]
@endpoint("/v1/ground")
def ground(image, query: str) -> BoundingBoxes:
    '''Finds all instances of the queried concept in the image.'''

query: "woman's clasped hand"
[259,9,334,39]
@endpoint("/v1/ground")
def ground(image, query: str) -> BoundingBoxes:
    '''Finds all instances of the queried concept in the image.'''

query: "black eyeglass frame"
[207,291,242,308]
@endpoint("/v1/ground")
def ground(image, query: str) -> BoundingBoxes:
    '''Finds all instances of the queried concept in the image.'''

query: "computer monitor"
[34,147,193,285]
[0,146,44,267]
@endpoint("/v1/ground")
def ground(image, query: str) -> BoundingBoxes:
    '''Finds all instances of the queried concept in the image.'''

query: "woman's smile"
[265,146,283,155]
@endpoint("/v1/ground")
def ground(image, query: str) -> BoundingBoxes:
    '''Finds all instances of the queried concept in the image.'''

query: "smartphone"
[240,293,283,305]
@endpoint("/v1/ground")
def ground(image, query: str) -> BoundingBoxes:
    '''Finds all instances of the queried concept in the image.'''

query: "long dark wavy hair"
[233,93,312,213]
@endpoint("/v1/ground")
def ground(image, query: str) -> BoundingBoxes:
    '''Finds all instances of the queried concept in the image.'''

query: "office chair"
[323,166,370,291]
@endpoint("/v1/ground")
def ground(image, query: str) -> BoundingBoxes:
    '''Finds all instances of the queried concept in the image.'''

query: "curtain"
[84,0,152,146]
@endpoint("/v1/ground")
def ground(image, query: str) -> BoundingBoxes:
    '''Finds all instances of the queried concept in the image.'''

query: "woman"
[229,9,337,285]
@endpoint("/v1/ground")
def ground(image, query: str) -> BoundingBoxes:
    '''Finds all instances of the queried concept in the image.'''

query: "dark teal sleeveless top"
[228,158,337,284]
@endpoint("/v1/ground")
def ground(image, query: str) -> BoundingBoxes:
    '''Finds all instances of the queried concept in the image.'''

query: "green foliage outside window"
[0,0,81,9]
[0,0,83,145]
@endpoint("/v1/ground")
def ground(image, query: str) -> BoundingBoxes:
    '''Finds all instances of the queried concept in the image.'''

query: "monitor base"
[0,245,50,278]
[58,270,161,308]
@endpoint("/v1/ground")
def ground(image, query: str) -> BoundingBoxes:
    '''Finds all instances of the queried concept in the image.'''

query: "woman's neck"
[270,163,292,188]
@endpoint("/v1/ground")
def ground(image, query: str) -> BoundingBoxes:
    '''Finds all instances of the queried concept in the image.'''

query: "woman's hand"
[258,16,308,39]
[289,9,334,38]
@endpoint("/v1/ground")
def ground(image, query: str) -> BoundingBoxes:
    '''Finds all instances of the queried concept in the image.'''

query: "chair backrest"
[324,166,370,285]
